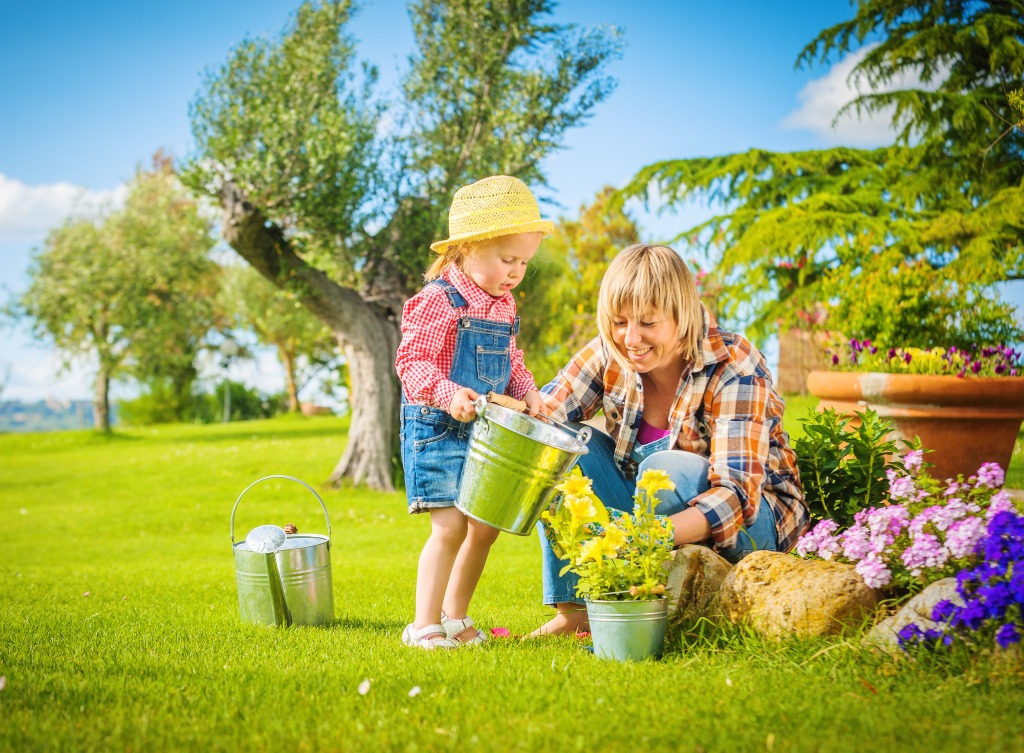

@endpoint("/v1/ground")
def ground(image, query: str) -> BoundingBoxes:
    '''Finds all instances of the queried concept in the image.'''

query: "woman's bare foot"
[527,608,589,637]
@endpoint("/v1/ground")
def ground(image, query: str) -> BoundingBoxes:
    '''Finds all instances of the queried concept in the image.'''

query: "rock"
[865,577,963,652]
[719,550,882,638]
[664,545,733,625]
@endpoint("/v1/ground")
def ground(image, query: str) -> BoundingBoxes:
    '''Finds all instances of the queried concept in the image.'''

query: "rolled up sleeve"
[690,374,770,548]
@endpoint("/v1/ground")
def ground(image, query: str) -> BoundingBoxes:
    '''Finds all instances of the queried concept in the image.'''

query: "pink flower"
[856,553,892,589]
[901,532,949,575]
[986,490,1016,520]
[902,450,924,474]
[945,517,986,559]
[976,462,1005,489]
[840,524,872,561]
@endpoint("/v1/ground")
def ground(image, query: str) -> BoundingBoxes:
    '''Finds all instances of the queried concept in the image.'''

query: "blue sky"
[0,0,916,403]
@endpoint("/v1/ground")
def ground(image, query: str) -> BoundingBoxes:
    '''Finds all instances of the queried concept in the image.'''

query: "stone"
[719,550,882,638]
[865,577,963,652]
[664,545,733,625]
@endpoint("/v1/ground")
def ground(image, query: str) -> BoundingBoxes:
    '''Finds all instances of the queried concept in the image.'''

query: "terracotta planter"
[806,370,1024,481]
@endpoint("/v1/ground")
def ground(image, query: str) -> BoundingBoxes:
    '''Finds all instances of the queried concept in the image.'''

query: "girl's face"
[462,232,542,297]
[609,308,684,374]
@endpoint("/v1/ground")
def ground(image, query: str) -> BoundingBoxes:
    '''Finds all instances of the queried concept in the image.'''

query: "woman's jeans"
[537,427,779,605]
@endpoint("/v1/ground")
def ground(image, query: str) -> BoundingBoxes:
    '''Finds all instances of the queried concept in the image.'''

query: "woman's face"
[462,232,542,297]
[609,308,684,374]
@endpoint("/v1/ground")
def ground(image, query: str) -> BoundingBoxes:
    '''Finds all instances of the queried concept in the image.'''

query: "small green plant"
[541,468,675,601]
[793,407,918,529]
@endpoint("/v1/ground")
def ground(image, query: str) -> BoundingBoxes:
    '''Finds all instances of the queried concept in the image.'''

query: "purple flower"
[996,623,1021,649]
[903,352,913,364]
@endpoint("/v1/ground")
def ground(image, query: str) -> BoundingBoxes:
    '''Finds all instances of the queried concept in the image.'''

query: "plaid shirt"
[541,306,808,552]
[396,264,537,410]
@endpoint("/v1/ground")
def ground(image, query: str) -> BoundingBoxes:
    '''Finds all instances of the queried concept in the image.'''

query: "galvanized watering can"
[456,395,591,535]
[230,475,334,627]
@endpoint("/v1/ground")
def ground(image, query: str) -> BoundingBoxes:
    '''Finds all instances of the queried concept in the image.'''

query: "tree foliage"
[222,264,342,413]
[515,187,637,383]
[16,159,217,431]
[185,0,621,488]
[621,0,1024,347]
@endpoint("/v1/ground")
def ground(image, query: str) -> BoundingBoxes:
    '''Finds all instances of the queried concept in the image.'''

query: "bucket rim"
[233,532,330,552]
[474,402,590,454]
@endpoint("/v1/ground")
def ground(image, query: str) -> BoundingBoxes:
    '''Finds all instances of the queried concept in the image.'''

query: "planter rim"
[807,369,1024,408]
[807,369,1024,382]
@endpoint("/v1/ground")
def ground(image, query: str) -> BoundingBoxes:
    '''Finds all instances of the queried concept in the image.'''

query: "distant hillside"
[0,400,112,433]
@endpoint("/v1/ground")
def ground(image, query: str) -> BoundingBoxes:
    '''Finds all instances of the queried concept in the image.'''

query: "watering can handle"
[230,474,332,546]
[472,395,592,446]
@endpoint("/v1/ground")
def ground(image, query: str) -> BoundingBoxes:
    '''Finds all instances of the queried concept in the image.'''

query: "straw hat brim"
[430,219,555,253]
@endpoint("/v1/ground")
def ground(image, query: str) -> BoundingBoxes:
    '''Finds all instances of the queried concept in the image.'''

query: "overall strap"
[427,279,468,310]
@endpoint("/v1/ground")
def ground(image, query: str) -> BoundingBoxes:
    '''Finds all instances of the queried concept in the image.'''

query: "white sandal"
[402,622,457,650]
[441,613,488,645]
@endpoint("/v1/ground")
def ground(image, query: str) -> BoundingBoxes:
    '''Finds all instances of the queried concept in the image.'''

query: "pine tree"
[621,0,1024,348]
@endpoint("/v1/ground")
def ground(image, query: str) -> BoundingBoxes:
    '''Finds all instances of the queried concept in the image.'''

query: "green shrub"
[793,407,919,529]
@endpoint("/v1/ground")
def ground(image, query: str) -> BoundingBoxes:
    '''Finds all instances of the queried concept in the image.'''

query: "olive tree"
[185,0,621,489]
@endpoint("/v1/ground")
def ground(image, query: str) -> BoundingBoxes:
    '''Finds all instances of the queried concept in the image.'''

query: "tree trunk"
[219,182,405,490]
[327,314,402,489]
[280,345,300,413]
[93,368,110,432]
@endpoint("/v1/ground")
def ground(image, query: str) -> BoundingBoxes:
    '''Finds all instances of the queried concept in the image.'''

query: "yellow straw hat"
[430,175,554,253]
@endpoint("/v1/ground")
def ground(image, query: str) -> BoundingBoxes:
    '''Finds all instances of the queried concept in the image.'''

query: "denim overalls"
[400,279,519,512]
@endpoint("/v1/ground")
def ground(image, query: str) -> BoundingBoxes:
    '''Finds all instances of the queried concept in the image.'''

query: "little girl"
[395,175,551,649]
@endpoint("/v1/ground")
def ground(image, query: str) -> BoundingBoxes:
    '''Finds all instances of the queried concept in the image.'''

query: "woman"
[533,243,808,636]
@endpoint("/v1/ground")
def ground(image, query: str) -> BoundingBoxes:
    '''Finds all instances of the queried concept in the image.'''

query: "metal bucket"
[586,598,668,662]
[230,475,335,627]
[456,396,591,535]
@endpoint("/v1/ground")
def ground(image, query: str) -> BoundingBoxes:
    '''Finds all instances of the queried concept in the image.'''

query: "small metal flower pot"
[586,597,668,662]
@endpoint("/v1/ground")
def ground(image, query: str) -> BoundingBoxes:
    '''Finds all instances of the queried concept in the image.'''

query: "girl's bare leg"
[414,507,468,638]
[442,517,500,640]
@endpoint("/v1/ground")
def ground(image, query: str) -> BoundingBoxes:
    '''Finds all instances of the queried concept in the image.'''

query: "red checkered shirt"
[396,264,537,411]
[541,306,808,552]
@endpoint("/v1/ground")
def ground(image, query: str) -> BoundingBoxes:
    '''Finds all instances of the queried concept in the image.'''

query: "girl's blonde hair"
[424,241,477,282]
[597,243,705,370]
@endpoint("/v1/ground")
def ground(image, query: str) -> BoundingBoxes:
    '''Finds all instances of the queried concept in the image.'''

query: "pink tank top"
[636,417,671,445]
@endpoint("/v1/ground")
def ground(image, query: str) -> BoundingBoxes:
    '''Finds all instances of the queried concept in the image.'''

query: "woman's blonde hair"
[597,243,705,370]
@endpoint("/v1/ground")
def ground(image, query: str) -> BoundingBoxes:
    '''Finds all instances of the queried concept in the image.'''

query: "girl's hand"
[523,390,547,417]
[449,388,480,422]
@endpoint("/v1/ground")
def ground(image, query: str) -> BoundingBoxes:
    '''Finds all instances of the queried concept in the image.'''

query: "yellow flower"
[578,537,605,563]
[557,475,593,498]
[564,495,598,521]
[636,469,675,496]
[602,524,627,553]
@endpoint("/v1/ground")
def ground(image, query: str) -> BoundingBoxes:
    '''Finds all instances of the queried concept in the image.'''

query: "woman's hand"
[448,387,480,422]
[523,390,548,417]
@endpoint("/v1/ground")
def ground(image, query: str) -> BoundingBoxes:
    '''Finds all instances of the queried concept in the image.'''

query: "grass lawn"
[2,413,1023,752]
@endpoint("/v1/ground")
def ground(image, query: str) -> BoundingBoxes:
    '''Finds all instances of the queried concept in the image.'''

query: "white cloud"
[780,44,940,147]
[0,174,128,243]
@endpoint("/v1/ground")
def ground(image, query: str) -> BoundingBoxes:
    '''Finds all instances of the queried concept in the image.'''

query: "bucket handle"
[473,395,592,446]
[230,474,332,546]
